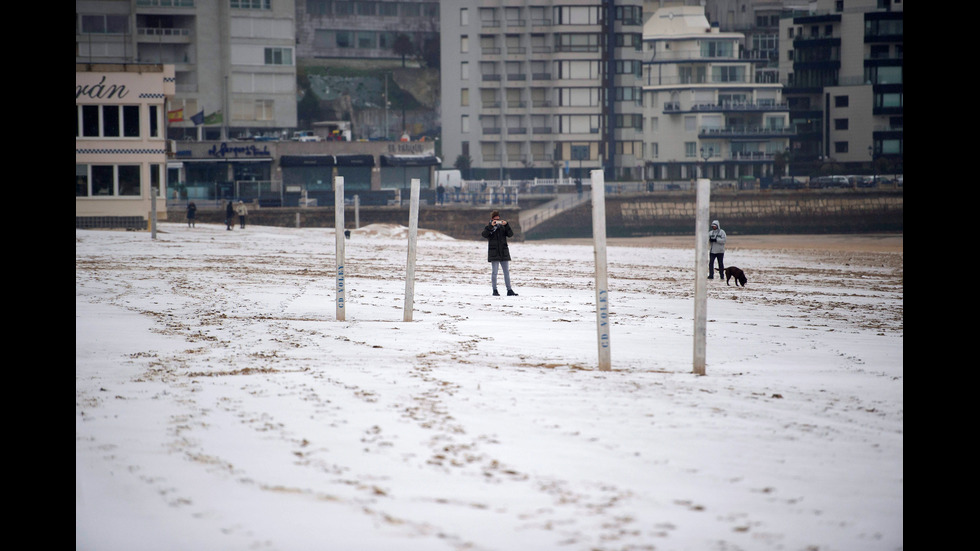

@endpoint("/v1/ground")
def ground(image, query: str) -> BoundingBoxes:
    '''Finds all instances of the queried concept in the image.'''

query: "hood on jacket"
[711,220,721,230]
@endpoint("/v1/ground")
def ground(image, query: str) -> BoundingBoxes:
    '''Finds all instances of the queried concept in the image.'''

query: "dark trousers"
[239,216,246,229]
[709,253,725,278]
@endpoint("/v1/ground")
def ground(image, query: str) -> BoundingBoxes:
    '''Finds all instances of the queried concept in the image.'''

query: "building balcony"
[699,126,796,139]
[679,102,790,114]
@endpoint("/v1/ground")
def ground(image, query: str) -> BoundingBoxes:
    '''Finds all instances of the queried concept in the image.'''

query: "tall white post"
[403,178,420,322]
[591,170,611,371]
[693,178,711,375]
[335,176,346,321]
[354,194,360,229]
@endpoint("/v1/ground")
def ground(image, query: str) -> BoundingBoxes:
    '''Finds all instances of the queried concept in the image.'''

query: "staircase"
[519,192,591,235]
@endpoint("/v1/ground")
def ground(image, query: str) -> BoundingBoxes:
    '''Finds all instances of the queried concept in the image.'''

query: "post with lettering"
[404,179,420,322]
[693,178,711,375]
[591,170,611,371]
[335,176,346,321]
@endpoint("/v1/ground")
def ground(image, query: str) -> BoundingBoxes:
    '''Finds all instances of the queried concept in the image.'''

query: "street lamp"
[699,146,713,179]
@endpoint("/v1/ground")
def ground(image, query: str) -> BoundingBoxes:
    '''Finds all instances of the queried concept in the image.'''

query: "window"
[380,3,398,17]
[334,1,352,15]
[685,142,697,158]
[357,32,375,49]
[149,105,161,138]
[80,14,129,34]
[77,105,140,138]
[231,0,271,9]
[356,1,375,16]
[834,95,849,107]
[834,141,848,153]
[460,35,469,53]
[264,47,293,65]
[336,31,352,48]
[461,88,469,106]
[461,114,470,133]
[712,66,744,83]
[77,164,142,197]
[461,61,469,80]
[834,118,848,130]
[307,0,331,15]
[460,7,468,26]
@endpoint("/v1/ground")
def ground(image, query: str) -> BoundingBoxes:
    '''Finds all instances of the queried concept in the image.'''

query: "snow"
[76,222,903,551]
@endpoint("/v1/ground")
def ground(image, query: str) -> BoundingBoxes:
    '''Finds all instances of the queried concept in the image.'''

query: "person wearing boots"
[708,219,727,279]
[481,210,518,296]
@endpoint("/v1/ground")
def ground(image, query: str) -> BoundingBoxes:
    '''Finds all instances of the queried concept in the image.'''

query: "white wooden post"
[354,194,360,229]
[404,178,420,322]
[591,170,611,371]
[335,176,346,321]
[693,178,710,375]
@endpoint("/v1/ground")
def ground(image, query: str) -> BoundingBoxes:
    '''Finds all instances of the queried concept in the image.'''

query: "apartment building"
[295,0,440,64]
[641,3,789,182]
[441,0,646,182]
[76,0,297,141]
[779,0,903,174]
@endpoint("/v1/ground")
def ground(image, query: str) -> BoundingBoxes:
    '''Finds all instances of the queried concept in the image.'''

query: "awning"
[280,155,336,167]
[335,154,375,167]
[380,155,441,167]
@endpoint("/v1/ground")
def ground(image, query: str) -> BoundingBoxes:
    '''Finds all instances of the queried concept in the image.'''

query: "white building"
[76,1,297,141]
[641,3,790,183]
[76,64,176,228]
[440,0,646,182]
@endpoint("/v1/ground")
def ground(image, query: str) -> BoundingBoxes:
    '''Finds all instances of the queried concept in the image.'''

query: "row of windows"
[307,1,437,18]
[76,163,163,198]
[314,30,437,50]
[76,104,163,139]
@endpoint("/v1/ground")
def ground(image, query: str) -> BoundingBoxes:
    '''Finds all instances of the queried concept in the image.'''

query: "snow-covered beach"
[76,223,903,551]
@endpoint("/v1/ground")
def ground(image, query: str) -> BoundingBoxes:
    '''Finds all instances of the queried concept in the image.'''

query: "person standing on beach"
[236,200,248,229]
[225,200,235,231]
[482,210,518,296]
[186,202,197,228]
[708,219,727,279]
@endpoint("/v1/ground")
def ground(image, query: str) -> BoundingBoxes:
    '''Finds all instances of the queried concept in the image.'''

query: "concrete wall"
[169,190,902,240]
[527,190,903,239]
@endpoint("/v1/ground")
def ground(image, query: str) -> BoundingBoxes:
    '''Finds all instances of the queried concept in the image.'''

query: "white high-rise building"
[440,0,645,182]
[641,3,790,182]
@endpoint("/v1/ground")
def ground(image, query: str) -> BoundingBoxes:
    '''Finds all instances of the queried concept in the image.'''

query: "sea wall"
[170,190,902,240]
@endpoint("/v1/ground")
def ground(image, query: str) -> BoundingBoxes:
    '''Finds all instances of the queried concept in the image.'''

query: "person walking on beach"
[186,202,197,228]
[482,210,518,296]
[236,200,248,229]
[225,200,235,231]
[708,219,727,279]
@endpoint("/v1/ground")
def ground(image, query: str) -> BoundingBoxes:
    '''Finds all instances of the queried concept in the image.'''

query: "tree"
[454,154,473,179]
[393,34,414,68]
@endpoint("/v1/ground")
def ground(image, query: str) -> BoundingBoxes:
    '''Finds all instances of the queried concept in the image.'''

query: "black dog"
[724,266,747,287]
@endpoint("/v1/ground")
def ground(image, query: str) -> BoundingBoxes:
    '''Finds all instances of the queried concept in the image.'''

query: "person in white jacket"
[708,219,727,279]
[235,200,248,229]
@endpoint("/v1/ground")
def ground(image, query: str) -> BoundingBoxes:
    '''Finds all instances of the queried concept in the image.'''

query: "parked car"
[773,177,806,190]
[810,175,849,189]
[855,176,876,188]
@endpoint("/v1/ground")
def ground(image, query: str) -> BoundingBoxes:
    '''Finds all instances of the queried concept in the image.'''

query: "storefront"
[169,139,439,208]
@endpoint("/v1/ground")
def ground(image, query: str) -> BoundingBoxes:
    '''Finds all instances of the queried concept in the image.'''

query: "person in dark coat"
[481,210,518,296]
[186,202,197,228]
[225,200,235,230]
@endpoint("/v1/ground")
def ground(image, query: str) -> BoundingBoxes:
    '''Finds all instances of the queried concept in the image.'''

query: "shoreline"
[535,233,903,253]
